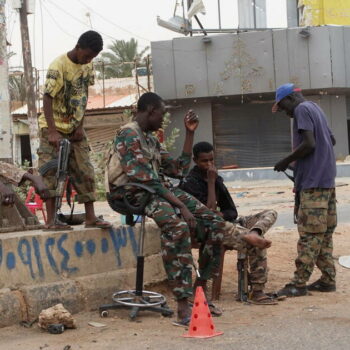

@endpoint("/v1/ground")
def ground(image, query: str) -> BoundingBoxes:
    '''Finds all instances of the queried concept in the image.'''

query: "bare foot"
[243,232,272,249]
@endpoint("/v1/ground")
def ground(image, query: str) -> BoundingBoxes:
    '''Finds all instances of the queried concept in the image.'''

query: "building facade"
[151,26,350,168]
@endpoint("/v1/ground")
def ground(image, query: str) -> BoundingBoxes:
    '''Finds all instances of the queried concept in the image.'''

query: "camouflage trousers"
[37,128,96,203]
[292,188,337,287]
[145,187,225,300]
[223,209,277,291]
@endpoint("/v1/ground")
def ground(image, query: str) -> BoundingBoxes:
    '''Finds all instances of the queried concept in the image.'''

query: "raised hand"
[184,110,199,132]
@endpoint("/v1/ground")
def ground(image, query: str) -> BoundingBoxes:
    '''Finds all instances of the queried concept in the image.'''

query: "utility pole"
[19,0,39,167]
[0,0,13,163]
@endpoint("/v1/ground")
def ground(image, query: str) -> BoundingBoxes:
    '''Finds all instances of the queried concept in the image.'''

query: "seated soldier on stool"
[114,92,226,326]
[180,142,278,305]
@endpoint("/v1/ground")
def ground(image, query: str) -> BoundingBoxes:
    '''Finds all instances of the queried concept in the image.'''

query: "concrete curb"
[0,222,166,327]
[219,162,350,182]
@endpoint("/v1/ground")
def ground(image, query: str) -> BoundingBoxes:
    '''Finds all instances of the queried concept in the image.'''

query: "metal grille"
[212,102,291,168]
[85,127,118,154]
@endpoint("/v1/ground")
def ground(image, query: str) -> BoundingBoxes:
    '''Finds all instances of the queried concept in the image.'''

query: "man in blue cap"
[272,83,337,297]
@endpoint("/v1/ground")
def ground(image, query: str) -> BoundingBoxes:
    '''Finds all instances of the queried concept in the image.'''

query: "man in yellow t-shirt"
[38,30,111,230]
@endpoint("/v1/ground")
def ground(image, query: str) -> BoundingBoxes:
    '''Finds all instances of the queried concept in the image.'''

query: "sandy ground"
[1,179,350,350]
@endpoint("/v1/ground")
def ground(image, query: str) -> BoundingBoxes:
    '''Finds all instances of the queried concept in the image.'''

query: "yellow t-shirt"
[38,53,94,134]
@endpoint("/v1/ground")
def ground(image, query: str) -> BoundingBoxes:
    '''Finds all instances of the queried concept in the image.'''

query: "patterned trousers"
[144,187,226,300]
[292,188,337,287]
[223,209,277,291]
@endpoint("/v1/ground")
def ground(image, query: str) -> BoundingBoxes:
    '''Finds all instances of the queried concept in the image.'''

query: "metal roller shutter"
[212,102,291,168]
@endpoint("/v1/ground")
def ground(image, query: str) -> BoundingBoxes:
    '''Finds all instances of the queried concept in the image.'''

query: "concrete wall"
[219,162,350,182]
[308,94,349,159]
[151,26,350,99]
[166,100,213,154]
[0,223,166,327]
[0,224,163,289]
[153,26,350,161]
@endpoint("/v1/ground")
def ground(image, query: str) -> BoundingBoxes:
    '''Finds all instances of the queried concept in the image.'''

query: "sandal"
[85,216,112,229]
[249,291,278,305]
[172,315,191,327]
[208,301,223,317]
[188,300,222,317]
[42,221,73,231]
[266,292,287,301]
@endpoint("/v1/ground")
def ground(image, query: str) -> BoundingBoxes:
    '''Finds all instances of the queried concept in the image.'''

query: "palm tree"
[7,52,26,104]
[96,38,149,78]
[9,73,26,103]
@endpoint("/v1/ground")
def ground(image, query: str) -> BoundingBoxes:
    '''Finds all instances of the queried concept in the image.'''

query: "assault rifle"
[39,139,71,226]
[53,139,71,225]
[237,250,249,302]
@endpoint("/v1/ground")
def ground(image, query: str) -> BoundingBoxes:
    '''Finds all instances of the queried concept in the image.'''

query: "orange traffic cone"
[183,286,224,338]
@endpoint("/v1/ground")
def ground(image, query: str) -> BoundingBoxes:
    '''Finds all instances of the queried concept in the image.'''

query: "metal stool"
[99,183,173,320]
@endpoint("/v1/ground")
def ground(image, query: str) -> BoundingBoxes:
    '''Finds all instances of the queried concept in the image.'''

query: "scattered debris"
[47,324,65,334]
[88,321,107,328]
[336,183,348,187]
[236,191,249,198]
[273,226,285,231]
[20,318,38,328]
[303,305,322,312]
[38,304,77,330]
[339,255,350,268]
[63,346,71,350]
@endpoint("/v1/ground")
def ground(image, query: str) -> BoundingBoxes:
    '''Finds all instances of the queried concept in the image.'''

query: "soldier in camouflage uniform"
[0,161,49,206]
[273,83,337,297]
[38,30,111,230]
[114,92,226,326]
[180,142,278,305]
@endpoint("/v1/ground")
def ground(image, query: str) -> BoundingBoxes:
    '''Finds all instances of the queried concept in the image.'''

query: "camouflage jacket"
[115,121,191,197]
[0,162,26,186]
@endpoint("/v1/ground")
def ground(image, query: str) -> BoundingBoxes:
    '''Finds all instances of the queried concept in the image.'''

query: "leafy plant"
[90,150,108,201]
[14,160,31,201]
[162,112,180,152]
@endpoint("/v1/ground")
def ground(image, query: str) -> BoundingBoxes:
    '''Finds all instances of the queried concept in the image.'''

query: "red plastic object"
[25,186,47,224]
[182,286,223,339]
[221,164,239,169]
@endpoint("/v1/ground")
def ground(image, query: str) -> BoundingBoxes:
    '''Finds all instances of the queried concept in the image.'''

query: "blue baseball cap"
[275,83,301,103]
[272,83,301,113]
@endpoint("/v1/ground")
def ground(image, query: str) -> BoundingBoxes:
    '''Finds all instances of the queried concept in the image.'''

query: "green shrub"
[14,160,31,201]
